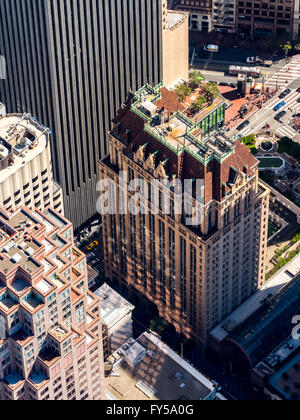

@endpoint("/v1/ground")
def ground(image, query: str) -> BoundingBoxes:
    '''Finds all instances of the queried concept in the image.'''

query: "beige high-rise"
[0,113,63,215]
[162,8,189,88]
[99,80,270,349]
[0,206,105,400]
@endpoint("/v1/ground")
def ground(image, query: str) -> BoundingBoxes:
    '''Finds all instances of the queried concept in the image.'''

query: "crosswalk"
[265,56,300,89]
[238,123,254,137]
[266,90,300,112]
[239,121,297,139]
[276,124,297,139]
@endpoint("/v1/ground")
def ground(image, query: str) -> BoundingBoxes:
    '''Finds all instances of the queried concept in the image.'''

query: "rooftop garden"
[266,231,300,280]
[174,72,220,117]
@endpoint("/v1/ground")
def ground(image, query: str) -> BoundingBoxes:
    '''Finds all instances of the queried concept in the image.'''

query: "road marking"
[277,125,297,138]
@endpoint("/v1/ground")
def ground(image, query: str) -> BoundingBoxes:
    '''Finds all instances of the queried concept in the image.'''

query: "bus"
[229,66,261,78]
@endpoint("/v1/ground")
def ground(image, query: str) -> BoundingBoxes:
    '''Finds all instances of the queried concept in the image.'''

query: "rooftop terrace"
[129,83,232,164]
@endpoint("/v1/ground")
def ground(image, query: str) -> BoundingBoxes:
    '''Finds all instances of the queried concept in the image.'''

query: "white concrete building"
[94,283,135,357]
[0,113,63,214]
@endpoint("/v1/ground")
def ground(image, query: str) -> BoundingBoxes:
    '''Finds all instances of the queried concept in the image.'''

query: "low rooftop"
[105,331,216,401]
[210,252,300,344]
[0,114,51,181]
[94,283,134,329]
[268,348,300,400]
[222,272,300,367]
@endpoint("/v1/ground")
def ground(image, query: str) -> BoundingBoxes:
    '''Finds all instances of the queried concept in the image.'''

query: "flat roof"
[94,283,134,329]
[166,11,187,30]
[105,332,216,401]
[0,114,50,183]
[223,273,300,366]
[269,349,300,400]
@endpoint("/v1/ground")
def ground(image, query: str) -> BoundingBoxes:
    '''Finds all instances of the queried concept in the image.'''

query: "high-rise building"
[0,113,63,214]
[99,81,270,348]
[0,0,163,228]
[162,9,189,88]
[0,206,105,400]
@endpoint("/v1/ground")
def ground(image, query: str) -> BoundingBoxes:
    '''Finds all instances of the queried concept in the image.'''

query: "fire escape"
[213,0,234,28]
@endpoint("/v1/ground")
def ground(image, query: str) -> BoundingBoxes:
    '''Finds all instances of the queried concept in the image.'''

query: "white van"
[204,44,219,53]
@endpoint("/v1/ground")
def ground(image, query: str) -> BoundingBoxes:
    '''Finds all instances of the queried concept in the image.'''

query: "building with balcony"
[99,81,270,349]
[0,113,63,215]
[105,331,221,400]
[212,0,237,32]
[0,206,105,400]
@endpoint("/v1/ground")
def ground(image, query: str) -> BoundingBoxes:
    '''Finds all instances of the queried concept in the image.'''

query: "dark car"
[236,120,250,131]
[279,89,291,99]
[274,111,286,121]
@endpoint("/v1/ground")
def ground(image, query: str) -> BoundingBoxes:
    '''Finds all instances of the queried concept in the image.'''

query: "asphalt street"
[233,78,300,141]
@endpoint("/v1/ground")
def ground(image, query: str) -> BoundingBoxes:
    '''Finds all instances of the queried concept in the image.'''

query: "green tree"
[189,71,205,84]
[175,83,192,102]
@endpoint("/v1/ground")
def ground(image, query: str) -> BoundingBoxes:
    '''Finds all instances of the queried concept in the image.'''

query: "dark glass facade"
[0,0,163,228]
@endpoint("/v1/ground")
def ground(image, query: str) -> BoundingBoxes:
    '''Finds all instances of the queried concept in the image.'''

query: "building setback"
[0,206,105,400]
[99,81,270,348]
[0,0,163,228]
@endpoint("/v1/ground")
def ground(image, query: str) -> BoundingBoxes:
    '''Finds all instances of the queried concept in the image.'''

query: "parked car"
[273,101,286,111]
[279,88,291,99]
[274,111,286,121]
[236,120,250,131]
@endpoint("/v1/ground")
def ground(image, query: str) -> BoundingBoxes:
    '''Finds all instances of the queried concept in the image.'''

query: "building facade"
[177,0,214,32]
[236,0,295,37]
[99,82,270,347]
[0,113,63,214]
[0,206,105,400]
[212,0,236,32]
[0,0,163,228]
[94,283,135,359]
